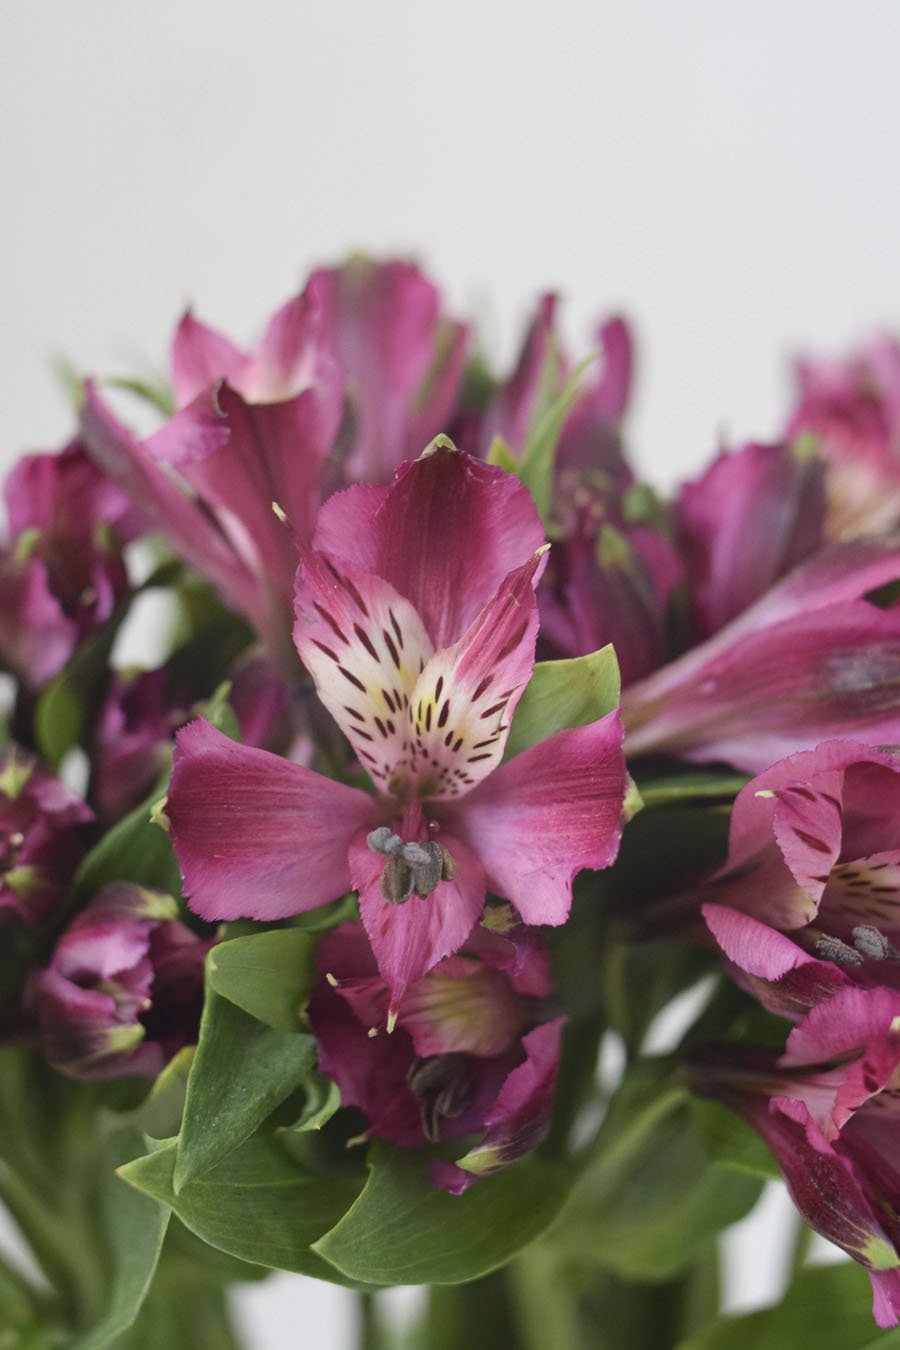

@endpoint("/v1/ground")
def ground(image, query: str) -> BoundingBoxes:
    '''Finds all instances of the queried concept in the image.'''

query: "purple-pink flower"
[692,983,900,1328]
[699,740,900,1003]
[0,441,135,688]
[785,335,900,538]
[623,540,900,771]
[308,916,563,1193]
[166,446,628,1009]
[26,882,213,1081]
[0,747,92,925]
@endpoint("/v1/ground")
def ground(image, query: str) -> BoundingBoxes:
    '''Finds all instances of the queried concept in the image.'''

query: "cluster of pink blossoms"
[4,258,900,1320]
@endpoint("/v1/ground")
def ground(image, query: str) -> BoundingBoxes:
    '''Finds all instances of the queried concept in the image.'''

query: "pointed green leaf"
[278,1071,341,1137]
[174,988,316,1190]
[518,353,598,522]
[206,929,317,1031]
[71,1129,170,1350]
[313,1143,570,1286]
[118,1134,367,1287]
[505,645,621,760]
[72,789,180,901]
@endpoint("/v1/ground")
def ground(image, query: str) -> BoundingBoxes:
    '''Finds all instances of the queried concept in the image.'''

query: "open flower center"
[367,826,457,904]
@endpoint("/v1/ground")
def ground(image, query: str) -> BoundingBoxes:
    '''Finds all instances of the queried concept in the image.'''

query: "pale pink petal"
[292,549,433,790]
[443,713,627,926]
[702,903,850,1015]
[403,553,544,799]
[168,718,375,921]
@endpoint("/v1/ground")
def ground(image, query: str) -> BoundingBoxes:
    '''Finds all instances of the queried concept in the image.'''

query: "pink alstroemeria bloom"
[0,441,136,688]
[167,447,629,1008]
[26,882,213,1081]
[0,747,92,926]
[677,440,827,641]
[623,538,900,771]
[785,335,900,539]
[692,985,900,1328]
[308,917,563,1193]
[699,742,900,988]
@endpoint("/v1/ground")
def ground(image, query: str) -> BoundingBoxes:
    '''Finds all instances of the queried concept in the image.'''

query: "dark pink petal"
[293,548,433,791]
[463,919,554,999]
[252,291,326,401]
[350,825,486,1010]
[404,553,544,799]
[678,441,826,639]
[756,1097,900,1317]
[308,258,460,483]
[80,384,261,621]
[432,1017,564,1194]
[168,718,375,921]
[443,713,627,927]
[539,523,679,685]
[149,379,342,597]
[0,556,77,688]
[624,599,900,771]
[311,445,546,650]
[170,310,249,407]
[702,904,851,1018]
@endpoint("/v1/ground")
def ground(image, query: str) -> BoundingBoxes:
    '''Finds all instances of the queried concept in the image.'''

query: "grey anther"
[815,934,864,967]
[852,925,900,961]
[367,827,403,856]
[371,831,458,905]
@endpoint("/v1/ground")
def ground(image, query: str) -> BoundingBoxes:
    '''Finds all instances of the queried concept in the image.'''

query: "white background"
[2,2,896,1344]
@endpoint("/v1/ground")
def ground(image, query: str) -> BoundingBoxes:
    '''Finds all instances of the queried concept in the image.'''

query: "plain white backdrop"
[2,2,897,1344]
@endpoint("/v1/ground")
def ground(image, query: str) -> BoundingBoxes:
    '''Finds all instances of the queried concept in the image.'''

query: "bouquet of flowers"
[4,257,900,1348]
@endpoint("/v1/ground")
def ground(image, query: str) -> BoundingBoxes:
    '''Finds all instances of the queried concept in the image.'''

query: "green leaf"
[118,1134,367,1287]
[72,1130,170,1350]
[505,646,621,760]
[689,1098,781,1181]
[278,1071,341,1137]
[194,682,240,741]
[518,353,598,522]
[550,1069,762,1279]
[73,790,181,901]
[206,929,317,1031]
[35,604,125,769]
[174,988,316,1190]
[677,1260,900,1350]
[313,1143,571,1286]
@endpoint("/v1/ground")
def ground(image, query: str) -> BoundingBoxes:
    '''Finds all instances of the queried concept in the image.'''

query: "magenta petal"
[433,1017,564,1194]
[170,310,249,407]
[480,294,557,455]
[443,713,627,927]
[311,445,547,649]
[678,441,826,639]
[168,719,375,921]
[351,827,486,1010]
[702,904,850,1016]
[80,384,260,620]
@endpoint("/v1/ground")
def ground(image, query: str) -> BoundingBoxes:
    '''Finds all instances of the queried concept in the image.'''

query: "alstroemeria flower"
[0,441,136,688]
[623,538,900,771]
[691,985,900,1328]
[308,916,563,1193]
[25,882,213,1081]
[677,440,827,641]
[699,742,900,988]
[167,446,629,1007]
[785,335,900,539]
[0,747,92,925]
